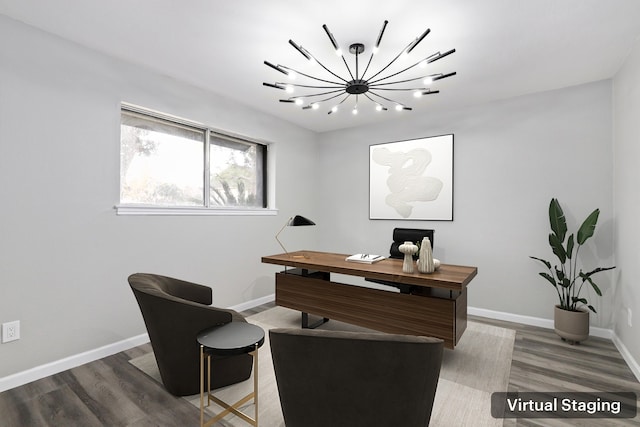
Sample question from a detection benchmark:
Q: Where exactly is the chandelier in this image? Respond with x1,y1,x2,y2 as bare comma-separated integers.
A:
263,21,456,115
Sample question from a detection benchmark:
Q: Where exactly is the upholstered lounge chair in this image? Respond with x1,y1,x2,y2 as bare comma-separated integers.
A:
269,328,444,427
128,273,253,396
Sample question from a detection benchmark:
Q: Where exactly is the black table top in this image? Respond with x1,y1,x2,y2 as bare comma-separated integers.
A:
197,322,265,356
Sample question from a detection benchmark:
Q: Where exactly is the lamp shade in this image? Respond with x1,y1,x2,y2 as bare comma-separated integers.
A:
276,215,316,255
289,215,315,227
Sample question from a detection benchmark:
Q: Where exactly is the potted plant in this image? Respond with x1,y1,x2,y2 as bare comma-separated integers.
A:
530,198,615,344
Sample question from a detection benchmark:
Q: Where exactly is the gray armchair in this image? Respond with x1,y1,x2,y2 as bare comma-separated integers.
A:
269,328,444,427
128,273,253,396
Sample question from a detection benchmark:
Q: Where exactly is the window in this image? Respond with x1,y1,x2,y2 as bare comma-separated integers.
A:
118,105,268,214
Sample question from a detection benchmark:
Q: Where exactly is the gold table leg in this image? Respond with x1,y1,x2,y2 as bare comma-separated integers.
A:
200,344,259,427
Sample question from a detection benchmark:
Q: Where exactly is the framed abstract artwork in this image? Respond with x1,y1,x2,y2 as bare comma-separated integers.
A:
369,134,453,221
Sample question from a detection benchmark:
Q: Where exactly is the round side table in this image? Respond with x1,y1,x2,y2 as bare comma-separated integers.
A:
197,322,265,427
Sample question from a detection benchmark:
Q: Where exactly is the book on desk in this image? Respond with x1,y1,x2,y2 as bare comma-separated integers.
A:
345,254,386,264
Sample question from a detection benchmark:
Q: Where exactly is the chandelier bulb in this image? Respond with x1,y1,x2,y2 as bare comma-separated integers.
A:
414,91,422,98
372,46,379,55
331,106,338,113
376,104,383,111
395,104,404,111
312,103,319,110
352,107,358,115
335,48,343,56
288,71,297,80
295,98,303,106
423,76,434,85
285,85,294,94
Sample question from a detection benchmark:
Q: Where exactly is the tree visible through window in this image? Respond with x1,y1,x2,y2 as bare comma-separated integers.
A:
120,107,267,209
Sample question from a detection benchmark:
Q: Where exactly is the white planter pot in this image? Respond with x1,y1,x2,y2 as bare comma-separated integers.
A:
554,305,589,344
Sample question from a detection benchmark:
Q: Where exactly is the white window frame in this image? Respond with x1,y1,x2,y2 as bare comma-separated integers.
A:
115,103,277,216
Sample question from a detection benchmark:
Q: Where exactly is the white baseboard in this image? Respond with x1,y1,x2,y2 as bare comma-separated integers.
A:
469,305,640,381
228,293,275,312
612,334,640,382
468,306,613,339
0,294,276,393
3,297,637,393
0,333,149,393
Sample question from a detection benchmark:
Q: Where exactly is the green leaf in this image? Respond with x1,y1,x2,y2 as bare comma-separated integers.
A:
566,234,574,259
588,305,597,313
530,256,552,270
549,198,567,241
583,276,603,296
581,266,616,279
549,233,567,264
577,209,599,245
538,272,557,287
561,277,571,288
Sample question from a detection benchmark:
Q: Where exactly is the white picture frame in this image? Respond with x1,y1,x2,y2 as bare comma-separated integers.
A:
369,134,454,221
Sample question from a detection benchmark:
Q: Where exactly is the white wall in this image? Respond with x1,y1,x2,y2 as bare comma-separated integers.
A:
0,16,318,378
316,81,616,326
613,37,640,367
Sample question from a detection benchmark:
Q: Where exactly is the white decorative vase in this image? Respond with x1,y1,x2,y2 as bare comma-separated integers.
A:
417,237,435,273
398,241,419,273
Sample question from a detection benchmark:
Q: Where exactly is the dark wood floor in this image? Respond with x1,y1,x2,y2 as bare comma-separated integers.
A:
1,302,638,426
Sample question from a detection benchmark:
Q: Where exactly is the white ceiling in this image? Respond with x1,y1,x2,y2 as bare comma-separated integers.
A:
2,0,640,133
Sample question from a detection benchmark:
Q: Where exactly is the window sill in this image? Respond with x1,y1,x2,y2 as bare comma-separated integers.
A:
115,205,278,216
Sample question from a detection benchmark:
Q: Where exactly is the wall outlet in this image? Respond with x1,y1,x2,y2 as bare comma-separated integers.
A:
2,321,20,343
628,308,633,328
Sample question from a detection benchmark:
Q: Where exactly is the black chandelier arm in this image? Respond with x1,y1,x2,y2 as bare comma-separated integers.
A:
288,40,350,83
368,71,456,88
323,24,357,81
406,28,431,54
368,49,455,86
363,92,388,109
368,58,429,85
291,89,347,100
360,20,389,81
308,51,351,83
303,91,349,110
303,91,349,106
363,38,416,82
276,82,345,90
372,87,432,91
428,48,456,64
276,65,344,86
369,54,456,85
327,94,352,114
367,90,404,105
369,75,427,87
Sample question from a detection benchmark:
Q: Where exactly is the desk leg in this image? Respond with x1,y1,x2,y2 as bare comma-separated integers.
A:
301,312,329,329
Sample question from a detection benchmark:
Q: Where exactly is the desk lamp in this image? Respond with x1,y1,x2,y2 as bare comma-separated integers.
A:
275,215,315,257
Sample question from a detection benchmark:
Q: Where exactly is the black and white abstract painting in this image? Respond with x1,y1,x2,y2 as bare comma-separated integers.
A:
369,134,453,221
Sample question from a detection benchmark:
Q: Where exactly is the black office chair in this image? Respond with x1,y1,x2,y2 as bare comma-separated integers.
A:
368,228,434,293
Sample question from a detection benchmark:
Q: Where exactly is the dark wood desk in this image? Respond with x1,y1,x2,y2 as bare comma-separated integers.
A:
261,251,477,349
